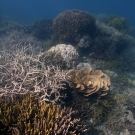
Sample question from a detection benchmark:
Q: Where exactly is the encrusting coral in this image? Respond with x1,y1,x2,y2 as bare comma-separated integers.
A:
0,94,87,135
66,67,111,97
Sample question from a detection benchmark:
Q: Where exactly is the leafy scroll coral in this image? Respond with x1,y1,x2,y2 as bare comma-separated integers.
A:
66,67,111,97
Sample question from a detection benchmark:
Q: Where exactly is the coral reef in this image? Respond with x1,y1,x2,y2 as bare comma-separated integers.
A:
107,16,130,34
128,26,135,38
77,35,92,49
88,20,135,72
64,89,130,135
95,93,132,135
104,69,118,79
40,44,79,69
92,20,127,59
0,21,26,36
0,29,45,50
0,44,67,103
0,94,87,135
53,9,96,44
120,129,131,135
1,10,135,135
66,67,111,97
123,87,135,105
52,10,135,72
96,14,130,34
30,19,53,40
77,35,93,54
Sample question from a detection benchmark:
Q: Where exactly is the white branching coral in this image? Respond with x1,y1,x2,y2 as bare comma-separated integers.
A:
0,44,67,103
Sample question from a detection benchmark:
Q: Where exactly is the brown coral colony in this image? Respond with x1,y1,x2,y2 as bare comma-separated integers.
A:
66,67,111,97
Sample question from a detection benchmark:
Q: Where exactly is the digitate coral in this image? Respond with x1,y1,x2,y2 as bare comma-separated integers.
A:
40,44,79,69
66,67,111,97
0,94,87,135
53,9,96,44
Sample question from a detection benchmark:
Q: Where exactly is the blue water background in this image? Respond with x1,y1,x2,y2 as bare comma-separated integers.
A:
0,0,135,25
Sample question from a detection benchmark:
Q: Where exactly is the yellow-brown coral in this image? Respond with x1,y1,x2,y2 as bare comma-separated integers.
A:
0,94,87,135
66,67,111,97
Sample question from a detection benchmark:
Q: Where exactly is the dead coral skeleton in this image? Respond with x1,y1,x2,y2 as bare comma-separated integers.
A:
0,44,67,103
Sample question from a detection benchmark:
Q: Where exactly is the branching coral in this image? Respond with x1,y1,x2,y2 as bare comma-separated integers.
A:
66,67,111,97
0,44,67,103
0,94,87,135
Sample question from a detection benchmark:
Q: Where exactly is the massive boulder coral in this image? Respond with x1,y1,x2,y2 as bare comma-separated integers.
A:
91,20,127,59
40,44,79,68
53,9,96,44
66,67,111,97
